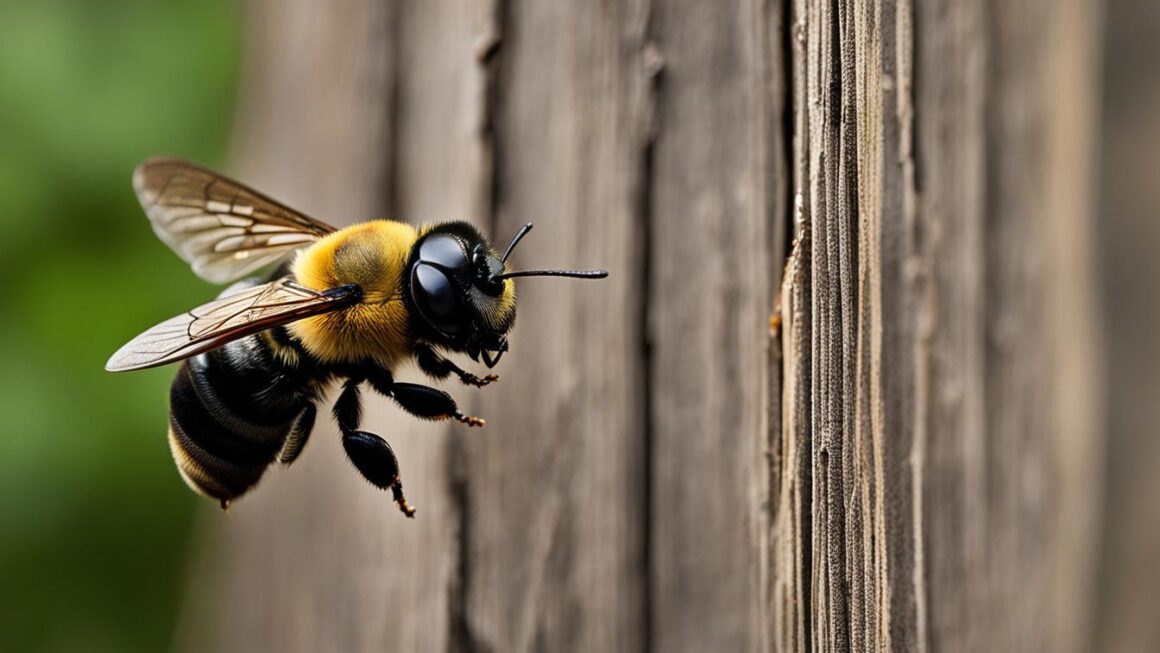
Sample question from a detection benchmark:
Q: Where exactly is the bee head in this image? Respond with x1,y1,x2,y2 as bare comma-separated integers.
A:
405,221,607,368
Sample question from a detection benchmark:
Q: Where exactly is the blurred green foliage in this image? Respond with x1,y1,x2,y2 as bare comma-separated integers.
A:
0,1,239,650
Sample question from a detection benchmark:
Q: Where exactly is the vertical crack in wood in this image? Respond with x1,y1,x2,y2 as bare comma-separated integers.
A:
448,430,486,653
893,2,924,651
446,2,509,652
636,5,658,653
480,0,509,238
638,151,658,647
380,0,404,219
775,0,815,650
760,0,793,648
774,196,813,653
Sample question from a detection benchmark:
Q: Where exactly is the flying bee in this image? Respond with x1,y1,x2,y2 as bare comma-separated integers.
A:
106,157,607,517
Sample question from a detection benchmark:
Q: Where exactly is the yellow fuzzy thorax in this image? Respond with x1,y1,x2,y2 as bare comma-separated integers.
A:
289,220,418,368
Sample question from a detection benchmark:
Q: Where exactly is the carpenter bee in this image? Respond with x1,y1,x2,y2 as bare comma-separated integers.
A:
106,157,606,517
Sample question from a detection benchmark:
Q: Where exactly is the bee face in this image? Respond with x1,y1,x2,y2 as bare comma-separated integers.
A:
407,223,516,367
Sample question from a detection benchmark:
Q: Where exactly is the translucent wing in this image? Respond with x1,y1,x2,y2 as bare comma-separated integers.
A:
134,157,338,283
106,277,359,372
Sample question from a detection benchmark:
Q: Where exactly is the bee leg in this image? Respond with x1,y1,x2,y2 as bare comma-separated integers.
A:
334,378,416,517
342,430,415,518
277,403,316,466
415,344,498,387
391,382,486,427
365,369,485,427
332,377,364,434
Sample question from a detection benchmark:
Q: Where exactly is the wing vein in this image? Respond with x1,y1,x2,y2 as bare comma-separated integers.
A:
132,157,337,283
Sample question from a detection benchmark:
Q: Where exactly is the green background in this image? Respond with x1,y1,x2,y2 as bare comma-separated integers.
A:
0,1,239,650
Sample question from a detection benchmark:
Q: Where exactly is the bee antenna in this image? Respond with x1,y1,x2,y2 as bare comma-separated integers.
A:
494,223,608,282
501,223,535,263
494,268,609,281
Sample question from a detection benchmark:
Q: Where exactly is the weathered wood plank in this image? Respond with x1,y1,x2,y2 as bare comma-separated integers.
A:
773,216,814,653
647,0,785,651
177,1,1110,651
770,0,817,649
914,2,1103,651
1094,2,1160,651
460,2,653,650
779,0,1103,651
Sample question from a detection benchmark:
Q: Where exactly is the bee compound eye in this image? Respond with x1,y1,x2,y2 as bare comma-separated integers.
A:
418,235,469,273
412,263,463,334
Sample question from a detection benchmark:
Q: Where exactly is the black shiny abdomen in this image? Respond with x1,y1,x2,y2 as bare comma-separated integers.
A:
168,328,319,503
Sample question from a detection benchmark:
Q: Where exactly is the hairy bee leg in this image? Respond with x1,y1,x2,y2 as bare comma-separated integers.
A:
415,345,498,387
278,403,317,465
386,382,486,427
364,368,485,427
333,377,364,433
333,378,415,517
341,430,415,518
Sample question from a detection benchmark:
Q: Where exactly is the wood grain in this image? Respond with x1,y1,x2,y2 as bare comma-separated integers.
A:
459,1,652,651
177,0,1115,651
1094,2,1160,651
648,1,785,651
775,0,1104,651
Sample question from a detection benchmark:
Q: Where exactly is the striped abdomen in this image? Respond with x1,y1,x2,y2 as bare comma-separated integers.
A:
168,328,317,507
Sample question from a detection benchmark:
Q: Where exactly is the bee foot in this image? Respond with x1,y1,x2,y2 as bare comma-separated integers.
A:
460,372,499,387
454,412,486,428
390,480,416,518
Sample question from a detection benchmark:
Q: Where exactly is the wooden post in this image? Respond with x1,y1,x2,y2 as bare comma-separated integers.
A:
176,1,1108,651
775,0,1103,651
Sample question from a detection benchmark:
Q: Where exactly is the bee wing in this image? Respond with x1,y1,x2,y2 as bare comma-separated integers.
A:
134,157,338,284
106,277,359,372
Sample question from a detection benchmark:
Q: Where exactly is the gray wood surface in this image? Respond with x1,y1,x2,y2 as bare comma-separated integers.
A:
460,2,651,651
775,0,1104,651
1095,3,1160,652
175,1,1125,651
648,1,785,651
